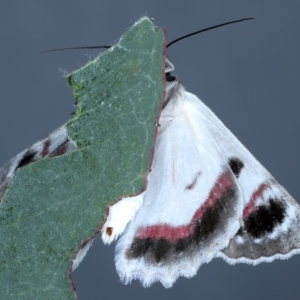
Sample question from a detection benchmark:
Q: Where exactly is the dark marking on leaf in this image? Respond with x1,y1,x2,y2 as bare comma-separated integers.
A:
228,158,244,178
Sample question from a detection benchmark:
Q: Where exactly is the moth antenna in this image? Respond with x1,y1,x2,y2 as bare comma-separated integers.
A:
41,18,253,53
40,45,110,54
167,17,254,48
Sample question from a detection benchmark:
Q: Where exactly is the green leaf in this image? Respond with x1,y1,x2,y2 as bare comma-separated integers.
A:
0,17,164,299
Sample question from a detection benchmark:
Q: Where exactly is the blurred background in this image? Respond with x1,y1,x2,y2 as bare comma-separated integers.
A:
1,1,300,299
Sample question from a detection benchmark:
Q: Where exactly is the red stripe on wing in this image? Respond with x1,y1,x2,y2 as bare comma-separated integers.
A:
243,183,267,218
136,171,233,242
41,140,50,157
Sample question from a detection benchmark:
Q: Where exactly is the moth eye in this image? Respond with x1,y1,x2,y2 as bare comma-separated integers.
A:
106,227,113,236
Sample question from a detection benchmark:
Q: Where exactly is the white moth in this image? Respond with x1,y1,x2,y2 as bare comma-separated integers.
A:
1,20,299,289
101,58,300,287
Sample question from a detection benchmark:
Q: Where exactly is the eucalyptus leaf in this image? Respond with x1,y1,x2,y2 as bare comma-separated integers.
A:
0,17,164,299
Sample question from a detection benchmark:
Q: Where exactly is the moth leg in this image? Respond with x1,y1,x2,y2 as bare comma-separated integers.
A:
72,239,94,271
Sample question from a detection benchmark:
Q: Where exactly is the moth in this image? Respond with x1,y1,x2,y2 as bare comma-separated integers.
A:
1,19,299,289
101,57,300,287
100,21,300,287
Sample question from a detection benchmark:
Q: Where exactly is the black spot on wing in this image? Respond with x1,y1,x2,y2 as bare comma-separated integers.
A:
129,238,152,259
154,239,170,263
185,172,201,190
228,158,244,178
235,227,245,236
17,150,37,168
193,201,221,243
193,188,236,242
244,199,286,239
174,237,191,253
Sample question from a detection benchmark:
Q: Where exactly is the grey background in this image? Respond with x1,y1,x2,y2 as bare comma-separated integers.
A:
1,1,300,299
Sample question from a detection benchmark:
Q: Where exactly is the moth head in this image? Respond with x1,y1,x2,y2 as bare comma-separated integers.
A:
162,18,254,107
163,57,180,107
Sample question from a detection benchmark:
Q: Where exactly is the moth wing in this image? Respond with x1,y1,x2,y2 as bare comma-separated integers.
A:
110,90,244,287
219,183,300,265
191,92,300,264
0,126,75,201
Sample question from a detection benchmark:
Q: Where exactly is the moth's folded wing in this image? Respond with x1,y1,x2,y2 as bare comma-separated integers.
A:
0,126,76,201
189,91,300,264
219,180,300,264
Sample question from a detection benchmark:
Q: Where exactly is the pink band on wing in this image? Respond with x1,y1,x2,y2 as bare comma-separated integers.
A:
243,183,267,218
136,171,233,242
41,140,50,157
